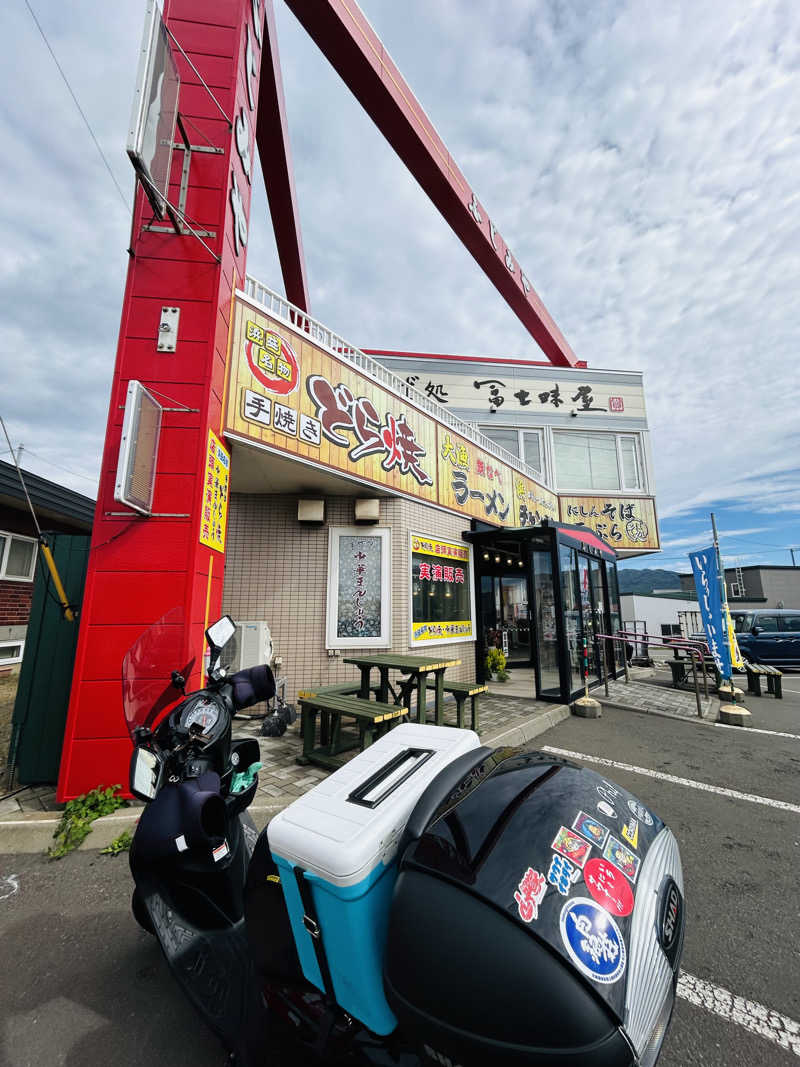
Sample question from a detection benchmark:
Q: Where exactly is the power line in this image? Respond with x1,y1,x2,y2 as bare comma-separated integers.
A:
23,0,131,214
0,445,97,486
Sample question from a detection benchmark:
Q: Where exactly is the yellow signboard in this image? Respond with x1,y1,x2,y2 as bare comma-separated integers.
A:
227,304,437,504
558,496,659,551
199,429,230,552
437,429,514,525
226,296,657,550
512,473,559,527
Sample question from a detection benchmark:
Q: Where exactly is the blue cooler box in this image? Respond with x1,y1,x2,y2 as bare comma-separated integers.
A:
268,723,481,1034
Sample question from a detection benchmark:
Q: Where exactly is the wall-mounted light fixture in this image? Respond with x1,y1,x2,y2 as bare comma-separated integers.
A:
297,499,324,524
354,498,380,524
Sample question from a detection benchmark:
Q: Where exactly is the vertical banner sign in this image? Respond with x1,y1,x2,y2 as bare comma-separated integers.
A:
689,548,731,678
337,535,382,638
199,430,230,552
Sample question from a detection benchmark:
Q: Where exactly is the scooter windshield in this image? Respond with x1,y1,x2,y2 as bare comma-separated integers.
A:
122,606,193,738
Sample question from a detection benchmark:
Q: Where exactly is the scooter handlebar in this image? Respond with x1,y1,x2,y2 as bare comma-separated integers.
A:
229,664,276,711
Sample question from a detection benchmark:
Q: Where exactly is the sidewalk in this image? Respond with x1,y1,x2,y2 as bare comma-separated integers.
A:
586,659,719,721
0,693,569,853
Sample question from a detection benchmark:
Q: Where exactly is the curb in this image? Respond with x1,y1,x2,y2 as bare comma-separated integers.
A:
0,709,570,854
481,704,571,748
0,802,288,855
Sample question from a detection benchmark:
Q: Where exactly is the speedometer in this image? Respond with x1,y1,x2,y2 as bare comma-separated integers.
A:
183,699,220,732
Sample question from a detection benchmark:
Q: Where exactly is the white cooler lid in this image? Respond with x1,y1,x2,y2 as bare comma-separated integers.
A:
268,723,481,887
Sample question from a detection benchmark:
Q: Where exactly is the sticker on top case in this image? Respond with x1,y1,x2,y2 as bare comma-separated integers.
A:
597,800,617,819
583,857,634,917
572,811,610,849
628,799,654,826
514,867,547,922
552,826,592,869
548,853,580,895
603,835,640,883
600,779,622,797
560,897,627,984
621,817,639,850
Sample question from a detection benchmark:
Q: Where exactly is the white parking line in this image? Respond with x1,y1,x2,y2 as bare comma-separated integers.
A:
541,746,800,814
712,721,800,741
678,971,800,1057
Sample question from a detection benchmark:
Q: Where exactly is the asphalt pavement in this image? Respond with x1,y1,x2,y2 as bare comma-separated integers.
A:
1,681,798,1066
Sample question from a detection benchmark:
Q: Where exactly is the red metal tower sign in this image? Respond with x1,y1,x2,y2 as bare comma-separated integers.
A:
58,0,264,798
58,0,578,799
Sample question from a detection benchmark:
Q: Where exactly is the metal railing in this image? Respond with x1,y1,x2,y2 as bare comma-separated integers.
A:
617,629,709,698
601,631,706,716
242,275,550,487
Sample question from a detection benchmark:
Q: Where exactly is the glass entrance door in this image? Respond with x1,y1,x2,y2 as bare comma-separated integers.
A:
479,574,532,668
500,576,531,666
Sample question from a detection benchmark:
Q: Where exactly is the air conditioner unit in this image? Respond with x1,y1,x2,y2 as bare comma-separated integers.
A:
220,620,273,672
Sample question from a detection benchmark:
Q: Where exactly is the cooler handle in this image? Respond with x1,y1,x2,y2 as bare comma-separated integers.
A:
347,748,434,808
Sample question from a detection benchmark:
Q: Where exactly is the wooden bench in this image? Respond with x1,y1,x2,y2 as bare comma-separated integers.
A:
426,679,487,731
296,691,408,770
667,656,720,690
742,660,783,699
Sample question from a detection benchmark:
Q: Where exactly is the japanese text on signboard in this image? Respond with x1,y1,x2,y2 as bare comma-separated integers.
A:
199,430,230,553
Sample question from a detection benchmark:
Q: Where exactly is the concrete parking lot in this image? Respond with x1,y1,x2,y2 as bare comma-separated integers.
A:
0,678,798,1066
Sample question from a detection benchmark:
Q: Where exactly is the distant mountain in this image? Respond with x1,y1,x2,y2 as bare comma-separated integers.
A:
618,568,682,594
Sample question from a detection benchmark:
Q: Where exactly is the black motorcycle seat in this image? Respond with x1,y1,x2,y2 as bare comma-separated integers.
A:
244,826,305,986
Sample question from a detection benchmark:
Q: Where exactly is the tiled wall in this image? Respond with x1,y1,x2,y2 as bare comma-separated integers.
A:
222,494,477,701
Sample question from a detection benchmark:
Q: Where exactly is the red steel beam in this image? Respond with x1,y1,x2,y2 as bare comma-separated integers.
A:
256,0,310,311
279,0,578,367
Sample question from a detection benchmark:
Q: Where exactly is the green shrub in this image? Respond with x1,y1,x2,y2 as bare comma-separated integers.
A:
48,786,126,860
101,829,133,855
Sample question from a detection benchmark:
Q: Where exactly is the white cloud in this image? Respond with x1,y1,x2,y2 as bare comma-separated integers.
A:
0,0,797,523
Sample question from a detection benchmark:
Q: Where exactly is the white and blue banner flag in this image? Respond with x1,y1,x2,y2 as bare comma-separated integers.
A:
689,547,731,678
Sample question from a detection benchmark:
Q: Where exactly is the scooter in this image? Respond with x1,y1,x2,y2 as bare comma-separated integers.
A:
126,612,685,1067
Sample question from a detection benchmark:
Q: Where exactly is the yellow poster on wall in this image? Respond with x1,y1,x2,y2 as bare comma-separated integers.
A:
199,429,230,552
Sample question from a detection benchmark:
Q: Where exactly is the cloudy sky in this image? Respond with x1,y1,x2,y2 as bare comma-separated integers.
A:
1,0,798,572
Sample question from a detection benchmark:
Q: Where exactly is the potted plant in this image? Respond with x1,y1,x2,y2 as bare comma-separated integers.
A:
485,646,509,681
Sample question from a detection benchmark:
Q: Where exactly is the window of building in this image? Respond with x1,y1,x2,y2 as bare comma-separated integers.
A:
0,641,24,665
618,436,643,491
522,430,544,477
553,432,644,492
0,532,37,581
478,427,545,479
660,623,681,637
479,427,519,457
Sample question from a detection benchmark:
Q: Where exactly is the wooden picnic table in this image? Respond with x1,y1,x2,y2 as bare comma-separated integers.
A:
342,652,461,726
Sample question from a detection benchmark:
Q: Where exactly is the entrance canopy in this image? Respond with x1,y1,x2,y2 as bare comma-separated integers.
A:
465,520,622,704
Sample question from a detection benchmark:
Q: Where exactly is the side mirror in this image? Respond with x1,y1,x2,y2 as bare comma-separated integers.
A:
129,745,164,801
751,626,762,635
206,615,236,653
